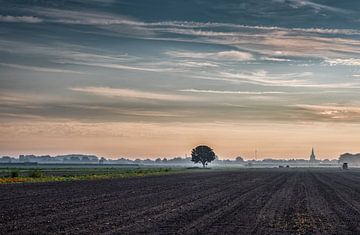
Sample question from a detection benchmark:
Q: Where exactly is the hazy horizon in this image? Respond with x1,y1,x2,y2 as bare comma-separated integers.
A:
1,0,360,159
0,146,347,161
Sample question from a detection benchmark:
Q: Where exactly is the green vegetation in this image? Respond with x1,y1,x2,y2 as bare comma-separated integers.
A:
0,167,177,184
10,169,20,178
29,169,43,178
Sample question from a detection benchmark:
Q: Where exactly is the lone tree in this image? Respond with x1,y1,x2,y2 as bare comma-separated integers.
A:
191,145,216,168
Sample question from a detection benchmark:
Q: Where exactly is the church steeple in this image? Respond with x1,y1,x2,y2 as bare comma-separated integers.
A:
310,148,316,162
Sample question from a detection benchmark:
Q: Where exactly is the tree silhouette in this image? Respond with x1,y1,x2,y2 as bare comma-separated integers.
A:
191,145,216,168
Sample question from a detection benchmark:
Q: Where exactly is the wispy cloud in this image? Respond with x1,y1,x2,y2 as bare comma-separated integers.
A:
177,61,218,68
297,104,360,121
190,70,360,89
0,63,84,74
179,89,286,95
68,62,173,72
261,57,292,62
219,70,312,87
273,0,349,13
0,40,174,72
157,26,360,61
166,50,254,61
325,58,360,66
0,40,132,65
14,8,360,35
0,15,42,23
70,87,196,101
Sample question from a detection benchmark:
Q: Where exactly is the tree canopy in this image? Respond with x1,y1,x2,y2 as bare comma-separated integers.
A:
191,145,216,168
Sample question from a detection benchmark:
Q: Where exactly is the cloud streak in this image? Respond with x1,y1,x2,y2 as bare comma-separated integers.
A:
166,50,254,61
0,15,42,23
297,104,360,121
326,58,360,66
0,63,84,74
70,87,196,101
275,0,350,13
68,62,173,72
179,89,286,95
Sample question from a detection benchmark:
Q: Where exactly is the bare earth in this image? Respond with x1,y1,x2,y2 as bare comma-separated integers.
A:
1,169,360,234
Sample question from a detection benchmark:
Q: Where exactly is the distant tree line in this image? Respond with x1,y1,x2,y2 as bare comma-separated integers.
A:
0,154,244,165
0,154,99,164
339,153,360,165
0,152,353,165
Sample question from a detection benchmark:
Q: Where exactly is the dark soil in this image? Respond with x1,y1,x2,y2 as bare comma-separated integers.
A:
1,168,360,234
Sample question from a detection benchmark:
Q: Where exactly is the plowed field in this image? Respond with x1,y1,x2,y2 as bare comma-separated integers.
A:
1,169,360,234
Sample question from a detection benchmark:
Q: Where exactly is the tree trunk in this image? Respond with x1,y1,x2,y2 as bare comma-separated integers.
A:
202,162,206,168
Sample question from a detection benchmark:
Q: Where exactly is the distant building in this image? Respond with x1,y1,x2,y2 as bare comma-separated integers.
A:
309,148,316,162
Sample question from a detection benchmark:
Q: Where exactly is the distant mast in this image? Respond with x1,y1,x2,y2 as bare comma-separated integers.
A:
309,148,316,162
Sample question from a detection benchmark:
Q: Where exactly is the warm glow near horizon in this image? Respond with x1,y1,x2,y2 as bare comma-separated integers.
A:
1,1,360,159
1,121,359,160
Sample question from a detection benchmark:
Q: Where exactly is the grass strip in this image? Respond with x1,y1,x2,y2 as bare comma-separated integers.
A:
0,168,178,184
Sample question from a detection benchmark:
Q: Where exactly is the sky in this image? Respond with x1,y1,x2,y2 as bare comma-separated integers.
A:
1,0,360,160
